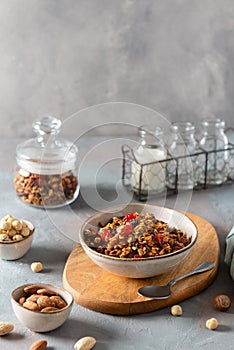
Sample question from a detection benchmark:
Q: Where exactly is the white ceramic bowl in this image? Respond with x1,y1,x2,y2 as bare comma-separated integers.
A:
79,203,198,278
11,283,74,332
0,220,34,260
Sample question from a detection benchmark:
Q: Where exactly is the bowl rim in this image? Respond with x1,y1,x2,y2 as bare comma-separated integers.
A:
79,203,198,262
11,283,74,314
0,220,34,245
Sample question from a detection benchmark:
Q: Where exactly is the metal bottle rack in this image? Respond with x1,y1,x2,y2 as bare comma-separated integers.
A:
121,128,234,201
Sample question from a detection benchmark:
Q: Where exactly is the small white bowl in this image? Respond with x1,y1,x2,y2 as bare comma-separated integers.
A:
0,220,34,260
79,203,198,278
11,283,74,332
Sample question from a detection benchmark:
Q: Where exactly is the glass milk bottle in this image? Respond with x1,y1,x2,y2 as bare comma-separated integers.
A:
131,125,167,196
14,116,79,208
198,118,229,185
167,122,197,190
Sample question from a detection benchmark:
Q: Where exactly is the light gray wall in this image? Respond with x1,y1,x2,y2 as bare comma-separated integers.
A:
0,0,234,138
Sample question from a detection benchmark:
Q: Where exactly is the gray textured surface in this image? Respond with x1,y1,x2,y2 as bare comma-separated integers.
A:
0,0,234,136
0,137,234,349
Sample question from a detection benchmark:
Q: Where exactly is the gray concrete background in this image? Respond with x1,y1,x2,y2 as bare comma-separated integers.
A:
0,0,234,138
0,137,234,350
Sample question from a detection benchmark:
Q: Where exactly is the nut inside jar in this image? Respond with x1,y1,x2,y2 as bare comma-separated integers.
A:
83,212,192,259
14,169,78,207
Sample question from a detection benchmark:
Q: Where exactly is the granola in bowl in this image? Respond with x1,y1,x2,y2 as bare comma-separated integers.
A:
80,204,197,278
84,212,191,259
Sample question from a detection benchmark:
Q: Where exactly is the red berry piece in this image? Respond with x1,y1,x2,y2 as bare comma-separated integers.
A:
122,224,133,236
123,213,137,222
154,233,164,245
101,230,113,242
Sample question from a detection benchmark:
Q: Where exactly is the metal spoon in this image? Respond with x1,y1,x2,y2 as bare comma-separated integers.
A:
138,261,215,299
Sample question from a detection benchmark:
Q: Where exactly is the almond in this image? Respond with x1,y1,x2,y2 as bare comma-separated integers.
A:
37,296,52,310
27,294,40,303
50,295,67,309
24,284,40,294
0,322,14,336
74,336,96,350
18,296,26,305
30,339,47,350
37,288,55,296
41,306,60,313
23,300,39,311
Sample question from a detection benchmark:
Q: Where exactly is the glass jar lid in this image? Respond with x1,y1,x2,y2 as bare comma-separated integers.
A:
16,116,78,174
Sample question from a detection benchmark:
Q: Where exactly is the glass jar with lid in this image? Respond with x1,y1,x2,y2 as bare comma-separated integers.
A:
198,118,229,185
166,121,197,190
131,125,167,197
14,116,79,208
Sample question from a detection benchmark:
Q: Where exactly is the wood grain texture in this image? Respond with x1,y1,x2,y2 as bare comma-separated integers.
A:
63,212,220,315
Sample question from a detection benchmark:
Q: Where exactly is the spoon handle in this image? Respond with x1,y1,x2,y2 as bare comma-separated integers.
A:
169,261,215,287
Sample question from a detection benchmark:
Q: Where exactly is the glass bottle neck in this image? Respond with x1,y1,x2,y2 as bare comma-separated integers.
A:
171,122,195,141
138,125,164,149
202,119,225,136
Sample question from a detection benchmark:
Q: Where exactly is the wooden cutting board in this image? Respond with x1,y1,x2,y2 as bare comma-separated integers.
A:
63,212,219,315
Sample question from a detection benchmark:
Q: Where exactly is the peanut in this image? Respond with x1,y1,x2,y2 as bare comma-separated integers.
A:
0,322,14,336
74,336,96,350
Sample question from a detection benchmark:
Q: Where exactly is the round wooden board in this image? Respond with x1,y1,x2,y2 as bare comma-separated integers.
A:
63,212,220,315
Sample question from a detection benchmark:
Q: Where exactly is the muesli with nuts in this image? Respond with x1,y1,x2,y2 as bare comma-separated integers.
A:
84,212,191,259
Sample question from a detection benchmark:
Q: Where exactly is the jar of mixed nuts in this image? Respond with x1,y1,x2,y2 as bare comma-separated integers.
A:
14,116,79,208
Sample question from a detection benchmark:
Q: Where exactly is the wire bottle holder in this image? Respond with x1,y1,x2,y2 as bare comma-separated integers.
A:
122,128,234,201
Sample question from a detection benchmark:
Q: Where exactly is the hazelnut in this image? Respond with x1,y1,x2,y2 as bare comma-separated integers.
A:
214,294,231,311
31,262,43,273
170,304,183,316
206,317,218,330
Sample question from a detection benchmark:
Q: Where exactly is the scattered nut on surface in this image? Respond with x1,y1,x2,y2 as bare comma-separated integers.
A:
214,294,231,311
31,262,43,273
0,322,14,336
206,317,218,330
171,305,183,316
29,339,47,350
0,215,33,242
74,336,96,350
